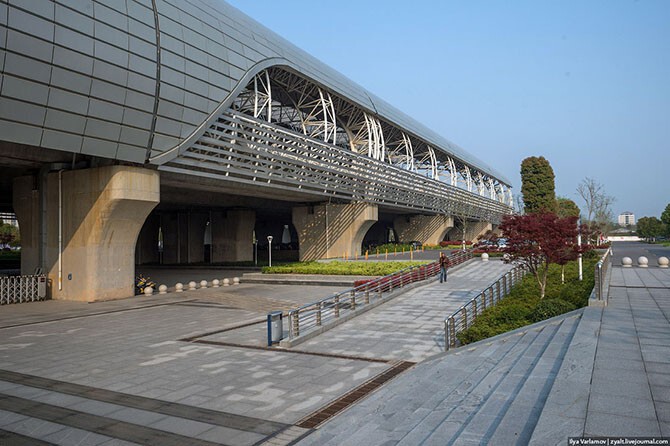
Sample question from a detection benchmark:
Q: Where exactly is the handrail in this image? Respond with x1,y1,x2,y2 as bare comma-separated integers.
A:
443,263,527,351
595,248,612,301
283,250,473,341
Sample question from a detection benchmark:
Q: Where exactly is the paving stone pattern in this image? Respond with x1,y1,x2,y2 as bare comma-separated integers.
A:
3,246,665,445
296,252,670,445
288,260,514,362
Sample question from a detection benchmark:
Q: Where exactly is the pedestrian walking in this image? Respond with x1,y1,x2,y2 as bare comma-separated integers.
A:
439,252,450,283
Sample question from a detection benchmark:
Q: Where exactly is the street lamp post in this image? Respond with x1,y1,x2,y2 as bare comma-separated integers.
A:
267,235,273,267
577,219,583,281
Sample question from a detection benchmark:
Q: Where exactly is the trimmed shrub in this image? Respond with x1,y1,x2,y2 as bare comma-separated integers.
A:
456,258,597,345
528,299,576,322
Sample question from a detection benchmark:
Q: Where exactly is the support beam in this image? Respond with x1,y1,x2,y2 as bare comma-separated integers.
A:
14,166,160,302
293,203,378,261
393,215,454,246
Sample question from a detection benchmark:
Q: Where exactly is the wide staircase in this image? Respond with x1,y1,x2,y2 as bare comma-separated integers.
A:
299,308,592,445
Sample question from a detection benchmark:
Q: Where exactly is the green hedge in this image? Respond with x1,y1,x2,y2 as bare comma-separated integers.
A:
457,258,596,345
262,260,429,276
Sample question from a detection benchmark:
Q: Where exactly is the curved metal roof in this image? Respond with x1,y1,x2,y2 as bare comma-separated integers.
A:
0,0,510,185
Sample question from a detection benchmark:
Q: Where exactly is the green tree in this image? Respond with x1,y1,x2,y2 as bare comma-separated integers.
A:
0,220,19,248
661,204,670,236
636,216,665,241
556,197,580,218
520,156,556,214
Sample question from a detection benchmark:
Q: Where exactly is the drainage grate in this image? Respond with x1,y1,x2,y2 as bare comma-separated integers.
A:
296,360,415,429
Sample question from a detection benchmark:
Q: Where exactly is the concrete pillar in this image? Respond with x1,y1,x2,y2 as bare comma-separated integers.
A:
211,209,255,262
186,211,208,264
12,176,41,275
161,212,179,264
465,221,493,242
135,213,160,264
394,214,453,245
40,166,159,301
293,202,378,261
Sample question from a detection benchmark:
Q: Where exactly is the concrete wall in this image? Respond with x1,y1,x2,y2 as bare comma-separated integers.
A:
293,203,378,261
394,215,453,245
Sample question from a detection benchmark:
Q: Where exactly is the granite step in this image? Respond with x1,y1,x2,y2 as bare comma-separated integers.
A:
529,306,603,444
422,321,563,444
487,314,580,444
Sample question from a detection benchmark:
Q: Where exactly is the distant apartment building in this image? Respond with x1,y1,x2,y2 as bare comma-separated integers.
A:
618,211,636,226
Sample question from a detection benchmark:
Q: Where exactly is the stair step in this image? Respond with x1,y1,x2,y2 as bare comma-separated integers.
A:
451,322,562,443
529,307,603,444
396,325,547,445
488,314,581,444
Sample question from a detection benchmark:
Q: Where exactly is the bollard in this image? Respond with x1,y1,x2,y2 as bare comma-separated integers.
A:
637,256,649,268
188,281,197,291
158,284,168,294
200,280,208,289
223,278,230,286
233,277,240,285
212,279,220,288
659,257,669,268
175,283,183,292
143,286,154,296
621,257,633,268
481,253,489,262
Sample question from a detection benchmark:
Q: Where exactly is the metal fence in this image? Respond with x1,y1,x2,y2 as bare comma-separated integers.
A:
444,264,527,351
0,275,48,305
284,250,473,341
594,248,612,301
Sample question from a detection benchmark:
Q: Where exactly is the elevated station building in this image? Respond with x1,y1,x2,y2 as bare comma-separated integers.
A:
0,0,512,301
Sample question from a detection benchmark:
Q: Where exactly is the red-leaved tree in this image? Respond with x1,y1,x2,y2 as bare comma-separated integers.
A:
500,213,579,298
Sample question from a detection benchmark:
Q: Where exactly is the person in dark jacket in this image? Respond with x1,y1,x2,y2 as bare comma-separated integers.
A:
439,252,450,283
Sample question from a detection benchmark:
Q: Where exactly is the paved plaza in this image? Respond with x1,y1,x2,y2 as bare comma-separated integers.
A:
0,259,508,445
0,244,668,444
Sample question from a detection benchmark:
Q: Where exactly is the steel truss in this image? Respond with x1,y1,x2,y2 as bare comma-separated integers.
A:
227,68,511,206
162,111,511,223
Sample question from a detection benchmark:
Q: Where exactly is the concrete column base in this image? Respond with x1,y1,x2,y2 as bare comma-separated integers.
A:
25,166,160,302
293,203,378,261
393,214,453,245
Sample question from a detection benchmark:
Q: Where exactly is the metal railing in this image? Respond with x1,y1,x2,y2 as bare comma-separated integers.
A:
0,274,48,305
595,248,612,301
284,250,473,341
163,110,512,223
444,264,527,351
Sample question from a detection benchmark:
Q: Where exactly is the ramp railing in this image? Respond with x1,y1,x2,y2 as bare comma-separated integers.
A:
444,264,527,351
283,250,473,341
594,248,612,301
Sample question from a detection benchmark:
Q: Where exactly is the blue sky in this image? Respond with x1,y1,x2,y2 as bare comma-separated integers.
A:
226,0,669,220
